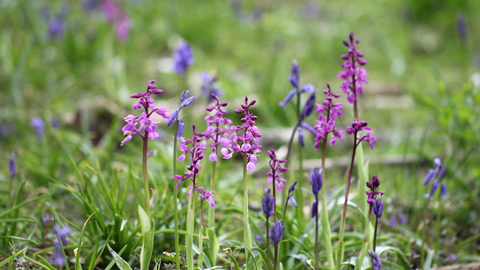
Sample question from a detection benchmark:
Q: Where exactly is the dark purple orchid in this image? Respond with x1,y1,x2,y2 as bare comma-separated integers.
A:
366,175,384,211
203,94,232,162
314,83,344,149
173,125,206,188
346,119,377,150
187,186,216,207
121,80,169,146
267,148,289,192
222,96,262,171
337,32,369,104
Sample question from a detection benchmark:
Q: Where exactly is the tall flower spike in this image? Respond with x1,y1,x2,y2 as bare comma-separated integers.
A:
267,148,289,192
262,188,275,219
203,94,232,162
279,60,315,107
337,32,369,104
314,83,344,149
172,41,194,76
121,80,169,146
173,125,206,188
423,158,447,199
224,96,262,171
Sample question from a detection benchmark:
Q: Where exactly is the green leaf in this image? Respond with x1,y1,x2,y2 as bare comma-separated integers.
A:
206,227,219,266
107,244,133,270
138,205,154,270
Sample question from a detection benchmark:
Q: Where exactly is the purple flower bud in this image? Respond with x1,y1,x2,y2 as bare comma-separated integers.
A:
311,200,317,218
177,119,184,140
431,182,439,196
309,167,322,196
301,84,315,93
424,169,434,186
441,183,447,199
373,196,383,220
289,196,297,207
181,96,195,108
289,60,300,88
298,128,305,148
439,166,446,180
167,110,179,127
299,92,316,122
9,151,16,181
270,220,285,248
181,90,189,102
288,181,297,194
279,89,296,107
368,250,382,270
262,188,275,219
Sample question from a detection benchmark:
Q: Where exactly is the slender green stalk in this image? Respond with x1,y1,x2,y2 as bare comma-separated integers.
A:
198,200,204,267
273,245,279,270
335,132,358,270
321,127,335,269
186,175,197,270
314,193,319,270
266,220,272,270
435,191,442,252
208,130,219,229
243,155,253,266
142,135,151,218
173,118,181,270
373,219,379,251
296,139,305,223
354,208,372,270
420,194,432,268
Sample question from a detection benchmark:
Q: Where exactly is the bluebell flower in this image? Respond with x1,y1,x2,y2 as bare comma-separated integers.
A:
373,196,383,220
9,151,15,181
51,240,65,265
262,188,275,219
424,158,447,200
270,220,285,248
168,90,194,140
309,167,322,197
368,250,382,270
172,41,194,76
53,225,72,246
287,181,297,208
31,117,45,140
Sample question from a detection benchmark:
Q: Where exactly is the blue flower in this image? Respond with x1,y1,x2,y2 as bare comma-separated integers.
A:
368,250,382,270
262,188,275,219
172,41,194,76
270,220,285,248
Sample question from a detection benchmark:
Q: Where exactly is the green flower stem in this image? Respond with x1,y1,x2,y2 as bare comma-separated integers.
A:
243,154,253,265
273,245,279,270
296,139,305,224
335,132,358,270
198,200,204,267
373,219,379,251
420,193,433,268
208,130,219,229
142,134,151,218
173,119,181,270
354,208,372,270
434,190,442,255
321,127,335,269
266,219,272,270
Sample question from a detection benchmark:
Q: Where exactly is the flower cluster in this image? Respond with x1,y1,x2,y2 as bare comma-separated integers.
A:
187,186,216,208
121,80,169,146
267,148,289,191
424,158,447,199
309,168,322,218
366,175,384,210
368,250,382,270
346,119,377,150
222,96,262,171
337,32,369,103
173,125,206,188
203,94,232,162
262,188,275,219
270,220,285,248
201,72,223,102
172,41,194,76
101,0,131,42
313,83,344,149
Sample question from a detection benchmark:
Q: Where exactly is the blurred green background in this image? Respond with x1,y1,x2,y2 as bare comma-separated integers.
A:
1,0,480,265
